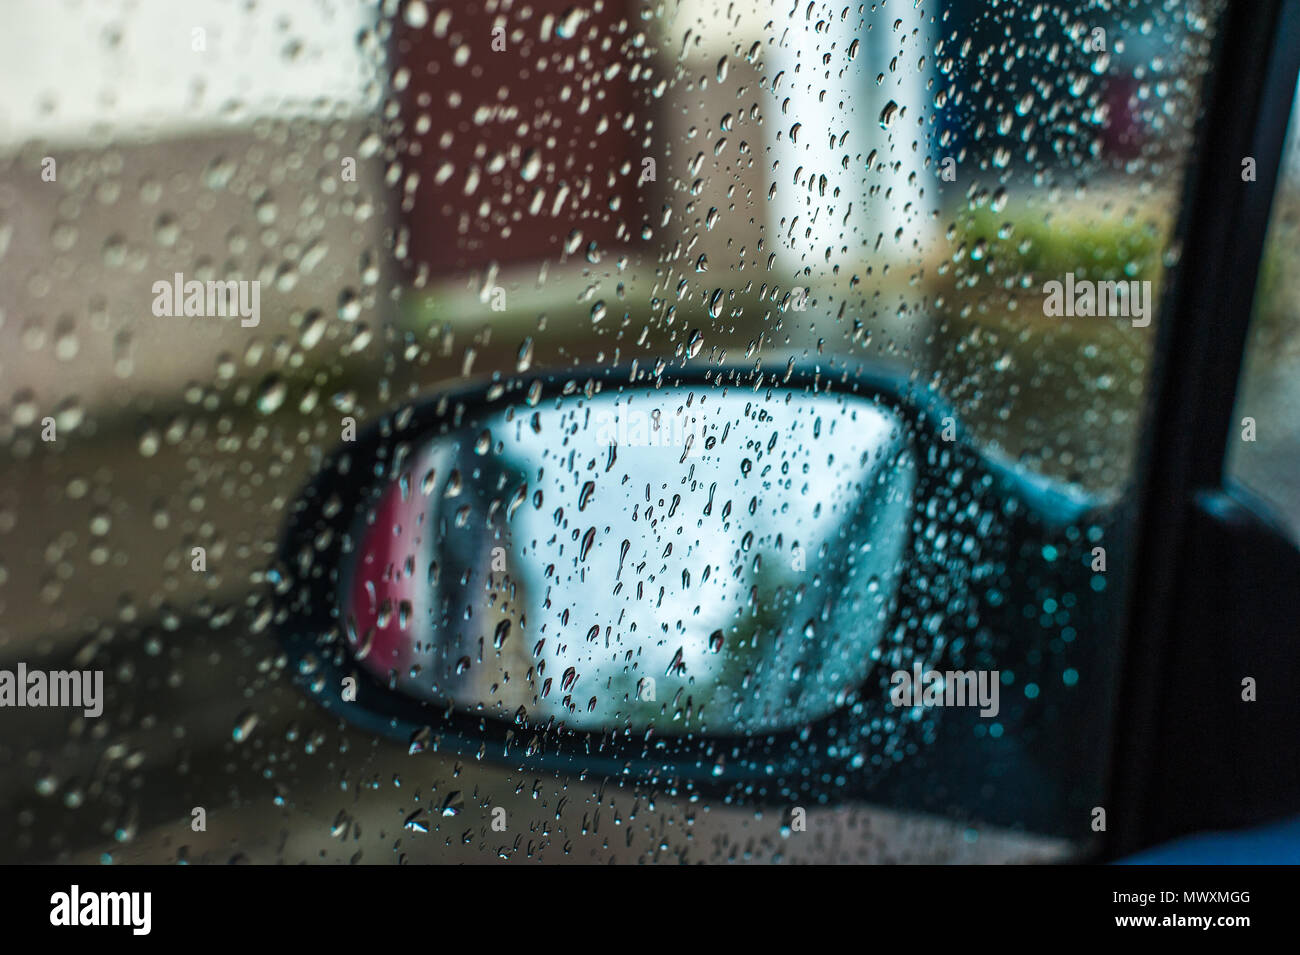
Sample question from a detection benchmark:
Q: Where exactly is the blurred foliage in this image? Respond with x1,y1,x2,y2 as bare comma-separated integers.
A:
951,205,1163,287
1252,194,1300,341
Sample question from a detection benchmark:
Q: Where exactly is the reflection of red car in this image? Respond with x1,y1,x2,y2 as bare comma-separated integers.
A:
391,0,648,278
346,474,427,680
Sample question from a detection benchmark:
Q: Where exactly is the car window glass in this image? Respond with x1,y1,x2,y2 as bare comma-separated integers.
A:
0,0,1224,863
1228,75,1300,542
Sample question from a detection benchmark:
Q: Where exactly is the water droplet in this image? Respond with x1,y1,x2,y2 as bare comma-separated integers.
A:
233,710,259,743
556,7,583,39
256,375,286,414
521,149,542,182
404,0,429,29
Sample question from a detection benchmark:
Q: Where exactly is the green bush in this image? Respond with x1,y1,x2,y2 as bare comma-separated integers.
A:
950,206,1162,286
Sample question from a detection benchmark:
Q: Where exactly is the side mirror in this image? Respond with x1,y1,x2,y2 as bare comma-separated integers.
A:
273,365,1110,809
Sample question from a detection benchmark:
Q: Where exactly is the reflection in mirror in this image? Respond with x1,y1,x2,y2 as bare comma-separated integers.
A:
340,386,916,735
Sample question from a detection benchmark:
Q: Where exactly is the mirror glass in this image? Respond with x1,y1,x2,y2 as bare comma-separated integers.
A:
339,385,917,735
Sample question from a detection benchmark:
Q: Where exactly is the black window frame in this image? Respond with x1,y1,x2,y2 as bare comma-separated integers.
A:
1106,0,1300,858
